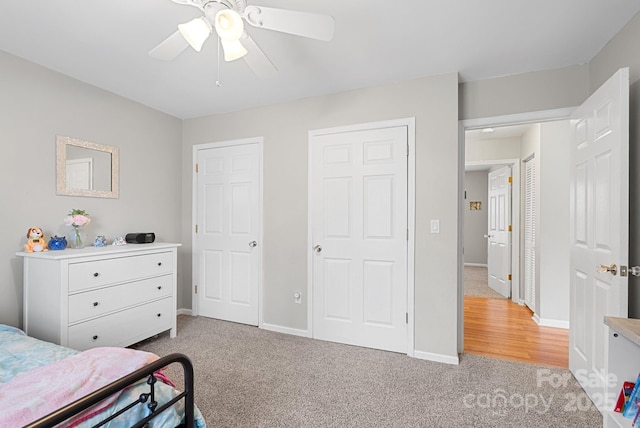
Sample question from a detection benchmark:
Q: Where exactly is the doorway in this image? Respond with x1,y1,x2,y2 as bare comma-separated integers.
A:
464,156,520,303
460,111,573,364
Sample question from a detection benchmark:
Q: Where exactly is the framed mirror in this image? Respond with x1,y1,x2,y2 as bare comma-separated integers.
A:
56,136,119,198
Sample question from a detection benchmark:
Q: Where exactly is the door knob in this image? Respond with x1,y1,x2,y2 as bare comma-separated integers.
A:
249,241,258,248
597,264,617,276
484,234,494,239
313,245,322,254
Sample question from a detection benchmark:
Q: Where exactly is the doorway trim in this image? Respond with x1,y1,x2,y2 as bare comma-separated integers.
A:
191,137,264,327
307,117,416,356
458,107,576,353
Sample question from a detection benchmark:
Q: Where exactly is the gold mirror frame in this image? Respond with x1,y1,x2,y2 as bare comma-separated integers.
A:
56,136,119,198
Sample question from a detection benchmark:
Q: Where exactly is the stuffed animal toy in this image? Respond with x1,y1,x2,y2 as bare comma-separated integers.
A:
24,227,48,252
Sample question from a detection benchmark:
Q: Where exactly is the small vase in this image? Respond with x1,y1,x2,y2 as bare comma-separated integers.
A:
69,227,87,249
94,235,107,247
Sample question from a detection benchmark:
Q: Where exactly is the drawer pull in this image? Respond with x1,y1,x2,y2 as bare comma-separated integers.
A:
157,262,162,267
92,335,99,341
93,272,100,277
93,301,99,307
157,286,162,290
157,313,162,317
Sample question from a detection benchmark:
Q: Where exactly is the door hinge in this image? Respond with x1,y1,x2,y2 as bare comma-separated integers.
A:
406,312,409,324
195,285,198,294
508,274,512,281
508,225,512,232
195,225,198,234
195,163,199,173
508,176,512,183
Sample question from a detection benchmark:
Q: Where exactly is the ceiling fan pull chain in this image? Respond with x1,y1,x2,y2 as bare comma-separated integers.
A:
215,36,222,87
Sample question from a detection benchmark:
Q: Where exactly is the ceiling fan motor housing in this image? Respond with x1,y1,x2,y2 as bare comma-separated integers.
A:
202,0,246,13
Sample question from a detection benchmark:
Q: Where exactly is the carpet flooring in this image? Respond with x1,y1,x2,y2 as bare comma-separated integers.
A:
133,315,602,427
464,266,506,299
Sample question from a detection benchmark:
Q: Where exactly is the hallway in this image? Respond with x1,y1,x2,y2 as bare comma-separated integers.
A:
463,266,569,368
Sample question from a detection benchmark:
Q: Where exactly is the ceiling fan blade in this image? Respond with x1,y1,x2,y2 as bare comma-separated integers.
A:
149,30,190,60
243,6,335,41
241,32,278,79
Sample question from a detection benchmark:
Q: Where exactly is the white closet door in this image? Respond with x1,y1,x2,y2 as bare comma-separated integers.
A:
523,157,536,311
310,125,408,353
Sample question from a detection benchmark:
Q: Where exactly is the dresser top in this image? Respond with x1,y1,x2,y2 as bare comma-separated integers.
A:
605,316,640,347
16,242,181,260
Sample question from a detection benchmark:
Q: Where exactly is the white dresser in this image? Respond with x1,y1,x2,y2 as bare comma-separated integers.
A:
18,243,180,351
604,317,640,427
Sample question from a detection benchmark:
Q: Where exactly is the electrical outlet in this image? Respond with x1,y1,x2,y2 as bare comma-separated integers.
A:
294,292,302,304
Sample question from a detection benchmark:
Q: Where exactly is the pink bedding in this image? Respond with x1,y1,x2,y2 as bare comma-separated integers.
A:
0,347,158,427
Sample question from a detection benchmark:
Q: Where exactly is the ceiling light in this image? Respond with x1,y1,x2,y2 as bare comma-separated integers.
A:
220,39,248,61
481,128,495,134
215,9,248,61
178,17,212,52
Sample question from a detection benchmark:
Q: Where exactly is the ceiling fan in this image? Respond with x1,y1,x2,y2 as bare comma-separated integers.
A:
149,0,335,78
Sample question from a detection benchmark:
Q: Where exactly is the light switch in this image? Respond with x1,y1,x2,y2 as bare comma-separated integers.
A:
430,219,440,234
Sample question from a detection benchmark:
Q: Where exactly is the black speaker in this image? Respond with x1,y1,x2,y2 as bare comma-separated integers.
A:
125,233,156,244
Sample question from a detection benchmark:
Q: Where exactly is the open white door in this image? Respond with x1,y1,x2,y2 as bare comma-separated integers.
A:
569,68,629,406
487,165,511,298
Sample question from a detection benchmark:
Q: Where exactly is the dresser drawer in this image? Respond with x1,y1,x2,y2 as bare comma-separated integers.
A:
68,275,172,324
68,298,173,350
68,251,173,292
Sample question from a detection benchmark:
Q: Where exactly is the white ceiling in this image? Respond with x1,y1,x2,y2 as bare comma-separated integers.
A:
1,1,638,119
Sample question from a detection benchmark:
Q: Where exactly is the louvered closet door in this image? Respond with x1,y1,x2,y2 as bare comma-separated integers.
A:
524,157,536,312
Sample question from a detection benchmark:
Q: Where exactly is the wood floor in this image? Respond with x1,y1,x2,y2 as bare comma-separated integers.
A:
464,296,569,368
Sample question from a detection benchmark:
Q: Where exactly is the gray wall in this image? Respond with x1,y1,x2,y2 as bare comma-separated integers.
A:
0,50,183,328
182,73,461,359
519,122,571,324
537,121,570,323
459,65,590,121
466,136,521,162
463,170,488,265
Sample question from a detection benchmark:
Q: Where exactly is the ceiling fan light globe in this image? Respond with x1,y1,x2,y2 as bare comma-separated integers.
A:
178,17,211,52
215,9,244,41
221,39,248,61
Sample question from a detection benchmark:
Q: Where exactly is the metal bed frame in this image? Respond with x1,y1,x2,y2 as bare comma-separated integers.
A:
25,353,195,428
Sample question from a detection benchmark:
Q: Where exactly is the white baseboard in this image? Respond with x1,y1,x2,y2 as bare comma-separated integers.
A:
177,308,193,316
261,322,310,338
464,263,487,267
413,350,460,365
532,314,569,329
